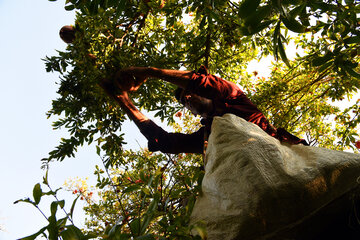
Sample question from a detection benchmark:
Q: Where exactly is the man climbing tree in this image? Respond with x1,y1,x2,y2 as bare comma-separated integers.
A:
15,0,360,239
101,65,308,155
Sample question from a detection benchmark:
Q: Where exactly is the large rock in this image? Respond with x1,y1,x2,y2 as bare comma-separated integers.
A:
190,114,360,239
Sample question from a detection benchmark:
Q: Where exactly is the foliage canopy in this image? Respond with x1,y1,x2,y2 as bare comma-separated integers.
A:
16,0,360,239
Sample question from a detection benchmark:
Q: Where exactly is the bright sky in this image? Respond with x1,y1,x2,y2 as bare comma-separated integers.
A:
0,1,146,239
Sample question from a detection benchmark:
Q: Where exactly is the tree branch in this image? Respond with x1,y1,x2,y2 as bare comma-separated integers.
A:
119,16,140,47
132,12,149,48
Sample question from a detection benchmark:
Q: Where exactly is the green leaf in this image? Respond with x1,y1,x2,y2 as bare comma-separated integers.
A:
238,26,251,36
108,228,131,240
299,6,310,26
58,200,65,209
185,175,192,187
344,65,360,79
209,11,220,22
57,217,68,229
309,2,334,11
96,145,101,155
70,195,80,219
141,187,151,196
252,20,275,34
43,169,49,185
84,232,98,239
135,235,155,240
344,60,358,69
123,184,141,194
99,0,108,10
43,187,62,196
18,226,47,240
344,36,360,44
65,4,75,11
14,198,35,206
289,4,305,17
60,225,85,240
47,215,59,239
311,52,334,66
33,183,42,205
243,5,273,34
140,194,160,234
130,218,141,235
116,0,126,16
281,16,306,33
244,5,272,25
51,201,58,216
271,0,281,10
49,200,65,217
239,0,261,18
140,170,146,182
199,17,206,29
273,21,281,60
169,189,183,198
318,60,334,73
277,37,291,68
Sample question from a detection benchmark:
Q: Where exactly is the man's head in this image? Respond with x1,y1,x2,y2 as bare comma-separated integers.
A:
175,88,213,117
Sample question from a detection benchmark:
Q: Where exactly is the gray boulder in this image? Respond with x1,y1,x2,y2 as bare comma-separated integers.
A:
190,114,360,239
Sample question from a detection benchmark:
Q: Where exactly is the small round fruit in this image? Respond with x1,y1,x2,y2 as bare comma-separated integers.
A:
59,25,76,43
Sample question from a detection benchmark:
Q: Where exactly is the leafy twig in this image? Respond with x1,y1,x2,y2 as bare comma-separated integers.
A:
100,156,135,236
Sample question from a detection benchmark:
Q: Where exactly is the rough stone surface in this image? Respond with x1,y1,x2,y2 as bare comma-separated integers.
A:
190,114,360,240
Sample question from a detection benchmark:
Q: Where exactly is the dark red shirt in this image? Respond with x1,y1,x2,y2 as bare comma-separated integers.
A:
138,67,307,154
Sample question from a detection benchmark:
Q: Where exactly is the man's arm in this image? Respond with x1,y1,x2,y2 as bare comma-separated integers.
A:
116,67,193,90
118,66,240,102
99,81,203,154
99,81,148,126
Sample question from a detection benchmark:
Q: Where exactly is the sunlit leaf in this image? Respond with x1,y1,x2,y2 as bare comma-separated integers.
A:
18,227,47,240
43,169,49,185
60,225,85,240
140,194,160,234
33,183,42,205
344,66,360,79
311,52,334,67
277,36,290,67
123,184,141,194
281,16,306,33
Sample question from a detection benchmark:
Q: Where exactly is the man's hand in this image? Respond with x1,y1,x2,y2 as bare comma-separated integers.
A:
115,67,148,92
99,78,117,96
99,78,130,101
114,66,192,91
116,89,129,102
